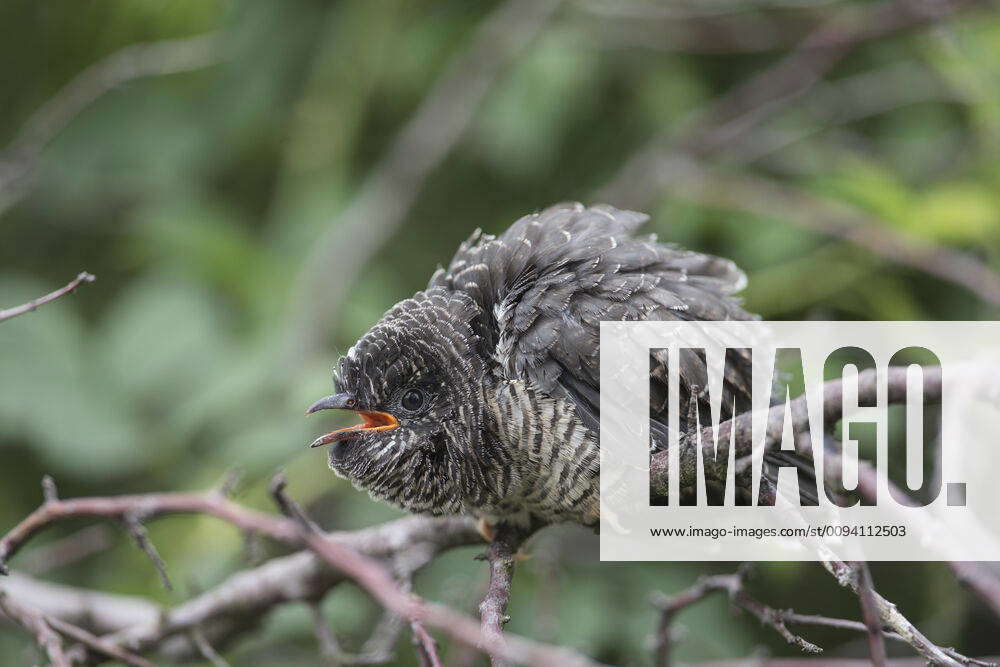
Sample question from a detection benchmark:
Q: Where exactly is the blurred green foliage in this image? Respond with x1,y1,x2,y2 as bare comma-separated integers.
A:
1,0,999,665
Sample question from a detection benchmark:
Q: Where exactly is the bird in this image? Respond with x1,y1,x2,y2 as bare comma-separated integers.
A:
305,202,758,535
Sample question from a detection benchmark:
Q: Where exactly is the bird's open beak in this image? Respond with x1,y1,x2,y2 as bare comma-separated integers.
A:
305,393,399,448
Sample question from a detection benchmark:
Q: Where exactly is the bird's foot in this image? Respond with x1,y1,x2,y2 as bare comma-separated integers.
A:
476,518,494,543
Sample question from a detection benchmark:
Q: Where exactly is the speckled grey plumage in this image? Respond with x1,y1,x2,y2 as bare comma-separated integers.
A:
322,203,756,528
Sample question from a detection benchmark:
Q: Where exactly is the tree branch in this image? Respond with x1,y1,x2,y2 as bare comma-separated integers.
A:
853,561,888,667
478,524,529,667
0,589,71,667
652,567,822,666
819,559,986,666
0,590,72,667
2,514,474,661
0,271,95,324
45,614,155,667
0,481,605,666
651,566,993,667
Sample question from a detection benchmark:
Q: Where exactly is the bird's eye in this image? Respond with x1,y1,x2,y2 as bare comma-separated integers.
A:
401,388,425,413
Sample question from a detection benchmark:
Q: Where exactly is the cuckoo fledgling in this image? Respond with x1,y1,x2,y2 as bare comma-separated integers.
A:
306,203,755,531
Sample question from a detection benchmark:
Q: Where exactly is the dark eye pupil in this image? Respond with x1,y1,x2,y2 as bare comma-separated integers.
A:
402,389,424,411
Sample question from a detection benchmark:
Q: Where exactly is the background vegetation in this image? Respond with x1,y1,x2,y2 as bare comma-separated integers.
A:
2,0,999,664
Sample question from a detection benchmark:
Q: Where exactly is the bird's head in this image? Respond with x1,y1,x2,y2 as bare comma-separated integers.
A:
306,289,497,515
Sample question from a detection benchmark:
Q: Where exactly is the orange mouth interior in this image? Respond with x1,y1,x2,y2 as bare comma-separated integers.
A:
310,411,399,448
338,411,399,433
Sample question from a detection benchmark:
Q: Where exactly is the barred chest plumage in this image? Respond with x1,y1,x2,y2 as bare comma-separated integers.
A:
476,381,600,528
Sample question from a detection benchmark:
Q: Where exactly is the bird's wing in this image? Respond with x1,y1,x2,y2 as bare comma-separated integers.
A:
429,203,754,435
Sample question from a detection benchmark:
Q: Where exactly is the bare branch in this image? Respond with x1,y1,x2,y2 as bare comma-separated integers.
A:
2,515,473,660
0,590,71,667
652,567,822,666
41,476,59,504
0,271,95,324
651,566,992,667
410,619,443,667
109,515,476,658
286,497,604,667
0,482,603,666
269,472,321,534
123,512,173,591
819,559,978,666
311,600,399,665
2,573,160,636
0,489,301,574
853,562,888,667
852,461,1000,625
652,573,731,667
44,615,155,667
286,0,563,365
191,626,230,667
477,525,528,667
649,368,998,667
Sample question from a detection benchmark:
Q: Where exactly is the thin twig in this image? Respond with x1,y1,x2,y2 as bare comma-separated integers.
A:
853,562,888,667
477,525,527,667
650,567,990,667
852,462,1000,626
0,590,71,667
651,567,822,666
44,615,155,667
652,573,732,667
0,272,95,324
820,559,986,666
410,619,444,667
123,512,173,591
310,600,399,665
268,472,321,533
273,488,603,667
191,626,230,667
0,490,301,574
